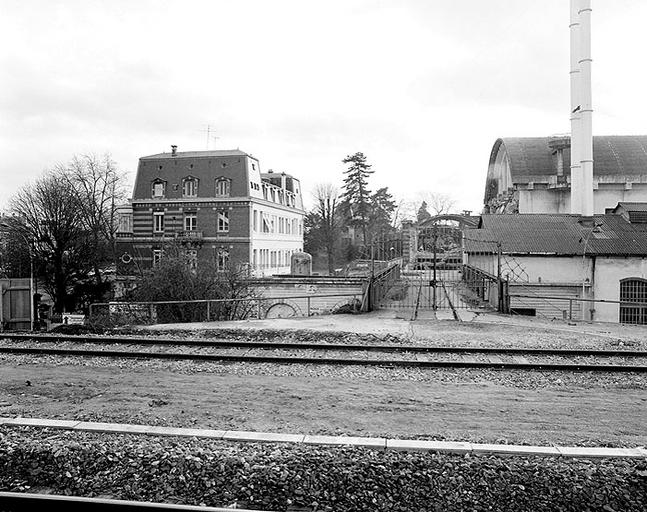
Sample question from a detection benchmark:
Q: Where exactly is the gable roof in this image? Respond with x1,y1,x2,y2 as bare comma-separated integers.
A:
492,135,647,182
465,214,647,256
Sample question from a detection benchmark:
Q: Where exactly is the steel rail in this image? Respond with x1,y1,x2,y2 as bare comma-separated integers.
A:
0,492,268,512
1,332,646,357
1,346,646,372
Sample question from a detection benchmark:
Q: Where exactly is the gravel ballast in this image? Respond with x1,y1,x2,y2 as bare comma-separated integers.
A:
1,428,646,512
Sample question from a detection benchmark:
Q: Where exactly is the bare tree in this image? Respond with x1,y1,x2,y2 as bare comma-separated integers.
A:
6,154,127,312
313,183,340,274
417,192,456,216
10,172,93,312
58,154,126,287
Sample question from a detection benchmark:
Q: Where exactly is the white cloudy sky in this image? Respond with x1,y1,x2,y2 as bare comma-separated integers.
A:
2,0,647,212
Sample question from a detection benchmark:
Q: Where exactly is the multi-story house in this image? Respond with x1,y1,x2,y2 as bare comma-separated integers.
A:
116,146,305,277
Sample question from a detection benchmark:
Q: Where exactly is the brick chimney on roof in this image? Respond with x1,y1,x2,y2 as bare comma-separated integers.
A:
171,145,177,156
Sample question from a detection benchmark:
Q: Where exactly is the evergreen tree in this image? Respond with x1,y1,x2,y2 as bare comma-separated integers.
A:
341,152,373,244
417,201,432,224
369,187,396,238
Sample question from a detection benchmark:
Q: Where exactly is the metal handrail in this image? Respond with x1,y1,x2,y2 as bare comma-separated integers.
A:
508,294,647,306
91,293,360,308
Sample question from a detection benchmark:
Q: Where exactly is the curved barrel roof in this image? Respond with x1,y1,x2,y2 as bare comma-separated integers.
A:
491,135,647,180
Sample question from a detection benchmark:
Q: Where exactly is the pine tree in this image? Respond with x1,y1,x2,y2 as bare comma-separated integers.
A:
341,152,374,244
417,201,432,224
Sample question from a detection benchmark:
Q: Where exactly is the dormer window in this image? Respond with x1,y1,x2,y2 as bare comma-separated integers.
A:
182,177,198,197
152,179,166,198
215,178,231,197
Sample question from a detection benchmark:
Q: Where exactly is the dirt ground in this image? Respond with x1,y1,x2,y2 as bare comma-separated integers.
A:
1,358,645,447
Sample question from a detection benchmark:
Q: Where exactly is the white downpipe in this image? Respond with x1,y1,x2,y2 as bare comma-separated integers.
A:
569,0,582,214
579,0,594,217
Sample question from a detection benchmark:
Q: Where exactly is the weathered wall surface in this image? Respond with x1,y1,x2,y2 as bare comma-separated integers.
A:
0,278,31,330
467,252,647,322
593,257,647,323
252,277,365,317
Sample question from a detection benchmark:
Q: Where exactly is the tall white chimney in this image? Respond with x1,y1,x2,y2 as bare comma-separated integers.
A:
579,0,594,217
569,0,582,214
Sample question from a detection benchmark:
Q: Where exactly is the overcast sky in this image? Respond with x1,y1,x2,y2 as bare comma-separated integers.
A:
2,0,647,213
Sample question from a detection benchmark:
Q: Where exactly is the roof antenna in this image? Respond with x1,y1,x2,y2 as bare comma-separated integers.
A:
199,124,217,149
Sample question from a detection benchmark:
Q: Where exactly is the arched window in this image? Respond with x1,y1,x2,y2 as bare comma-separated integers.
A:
151,179,166,198
215,178,231,197
619,278,647,324
182,177,198,197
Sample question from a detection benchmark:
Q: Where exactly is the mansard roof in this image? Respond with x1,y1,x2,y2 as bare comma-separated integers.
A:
140,149,252,160
491,135,647,182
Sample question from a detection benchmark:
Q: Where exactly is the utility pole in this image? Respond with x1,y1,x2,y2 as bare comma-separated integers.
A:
432,225,438,311
497,242,503,312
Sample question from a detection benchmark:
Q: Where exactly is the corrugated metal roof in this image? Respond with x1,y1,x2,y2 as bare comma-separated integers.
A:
495,135,647,181
140,149,251,160
464,214,647,256
616,202,647,212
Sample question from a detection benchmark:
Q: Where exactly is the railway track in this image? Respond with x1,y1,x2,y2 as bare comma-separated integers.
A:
1,333,646,372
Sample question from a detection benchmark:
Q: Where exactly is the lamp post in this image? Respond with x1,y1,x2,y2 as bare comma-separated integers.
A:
0,222,34,331
580,222,602,321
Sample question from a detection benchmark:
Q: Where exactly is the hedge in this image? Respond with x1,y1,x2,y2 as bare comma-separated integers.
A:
1,429,646,511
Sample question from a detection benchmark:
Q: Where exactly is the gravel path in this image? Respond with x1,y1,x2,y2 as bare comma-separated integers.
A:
1,355,645,447
2,428,646,512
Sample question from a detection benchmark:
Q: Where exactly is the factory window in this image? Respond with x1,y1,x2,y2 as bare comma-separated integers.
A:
184,213,197,231
217,249,229,272
217,210,229,232
215,178,231,197
183,177,198,197
619,278,647,324
153,212,164,233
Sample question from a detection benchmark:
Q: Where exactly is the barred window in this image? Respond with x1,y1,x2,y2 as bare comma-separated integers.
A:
619,278,647,324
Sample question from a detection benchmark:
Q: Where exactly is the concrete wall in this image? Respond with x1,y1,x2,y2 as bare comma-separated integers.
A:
518,183,647,214
467,253,592,284
518,189,571,214
252,277,365,317
468,252,647,322
593,257,647,322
